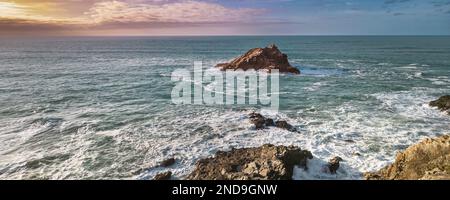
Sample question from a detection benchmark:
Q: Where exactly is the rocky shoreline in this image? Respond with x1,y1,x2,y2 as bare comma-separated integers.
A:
153,95,450,180
364,135,450,180
187,144,312,180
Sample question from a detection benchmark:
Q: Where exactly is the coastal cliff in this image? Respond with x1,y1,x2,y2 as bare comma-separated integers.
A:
365,135,450,180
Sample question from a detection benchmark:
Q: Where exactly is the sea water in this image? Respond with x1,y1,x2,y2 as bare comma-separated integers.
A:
0,36,449,179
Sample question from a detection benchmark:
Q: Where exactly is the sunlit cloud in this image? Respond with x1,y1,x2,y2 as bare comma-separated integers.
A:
0,0,268,35
0,2,30,18
86,0,265,24
0,0,449,36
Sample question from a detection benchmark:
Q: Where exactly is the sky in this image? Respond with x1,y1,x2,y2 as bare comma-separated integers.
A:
0,0,449,36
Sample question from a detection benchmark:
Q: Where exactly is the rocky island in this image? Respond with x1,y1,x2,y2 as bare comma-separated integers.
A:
216,44,300,74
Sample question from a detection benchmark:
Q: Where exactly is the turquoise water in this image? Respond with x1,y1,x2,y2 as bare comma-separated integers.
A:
0,36,449,179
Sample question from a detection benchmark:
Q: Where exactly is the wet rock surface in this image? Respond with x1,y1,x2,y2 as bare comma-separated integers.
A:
187,144,313,180
430,95,450,115
365,135,450,180
327,156,343,174
160,158,176,167
248,112,296,132
216,44,300,74
153,171,172,180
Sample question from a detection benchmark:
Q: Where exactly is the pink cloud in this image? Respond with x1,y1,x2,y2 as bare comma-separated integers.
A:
0,0,270,36
85,0,265,24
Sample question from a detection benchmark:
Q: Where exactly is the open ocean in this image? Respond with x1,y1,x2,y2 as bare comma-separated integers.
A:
0,36,449,180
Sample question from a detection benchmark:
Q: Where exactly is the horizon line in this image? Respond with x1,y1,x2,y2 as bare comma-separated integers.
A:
1,34,450,38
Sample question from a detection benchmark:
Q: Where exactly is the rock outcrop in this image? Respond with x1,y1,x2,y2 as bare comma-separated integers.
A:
248,112,296,132
216,44,300,74
275,121,293,131
430,95,450,115
187,144,313,180
160,158,176,167
153,171,172,180
249,112,269,129
327,156,343,174
365,135,450,180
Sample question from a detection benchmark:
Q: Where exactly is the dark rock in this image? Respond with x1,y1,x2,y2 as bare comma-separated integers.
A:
187,144,313,180
216,44,300,74
327,156,343,174
265,118,275,127
248,113,296,131
430,95,450,114
249,112,266,129
344,139,355,143
153,171,172,180
352,152,362,156
365,135,450,180
276,121,294,131
160,158,176,167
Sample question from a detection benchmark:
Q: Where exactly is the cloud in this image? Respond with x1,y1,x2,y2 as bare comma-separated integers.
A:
430,0,450,14
85,0,265,24
0,0,268,35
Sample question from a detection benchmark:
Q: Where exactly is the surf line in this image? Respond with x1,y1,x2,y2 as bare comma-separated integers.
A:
172,184,207,198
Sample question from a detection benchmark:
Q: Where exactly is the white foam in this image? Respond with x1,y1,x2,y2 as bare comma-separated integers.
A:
303,81,328,92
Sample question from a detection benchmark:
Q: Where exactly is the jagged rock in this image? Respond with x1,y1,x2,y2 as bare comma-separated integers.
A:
365,135,450,180
327,156,343,174
420,168,450,180
153,171,172,180
216,44,300,74
275,121,294,131
160,158,176,167
248,112,296,131
187,144,313,180
265,118,275,127
430,95,450,114
249,112,266,129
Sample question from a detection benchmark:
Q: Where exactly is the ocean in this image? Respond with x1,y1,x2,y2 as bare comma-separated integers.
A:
0,36,449,180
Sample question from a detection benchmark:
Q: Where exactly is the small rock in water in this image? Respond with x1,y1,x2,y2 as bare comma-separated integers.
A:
429,95,450,114
153,171,172,180
265,118,275,126
248,112,296,131
160,158,176,167
327,156,344,174
276,120,294,131
249,112,266,129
